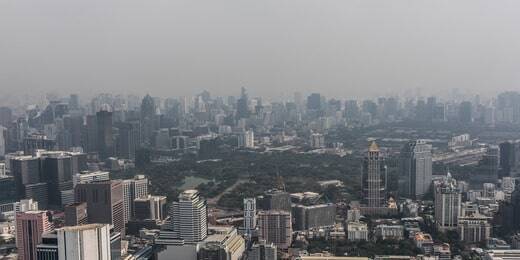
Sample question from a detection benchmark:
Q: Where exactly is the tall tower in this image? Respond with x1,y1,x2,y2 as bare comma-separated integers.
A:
74,180,125,234
57,224,111,260
170,189,208,243
362,141,387,208
243,198,257,237
140,94,156,146
399,140,433,199
434,171,461,231
257,210,292,249
16,211,54,260
96,110,113,159
237,87,249,119
122,175,149,221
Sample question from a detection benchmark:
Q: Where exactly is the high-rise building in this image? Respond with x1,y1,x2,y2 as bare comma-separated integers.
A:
133,195,167,221
236,87,249,119
362,141,387,208
11,156,41,200
457,214,492,243
57,224,111,260
140,94,157,146
115,121,140,160
257,189,291,213
257,210,292,249
237,130,254,148
292,203,336,231
169,189,208,243
399,140,433,199
499,141,520,178
0,106,12,127
306,93,321,111
41,155,73,207
248,240,277,260
434,172,462,231
122,175,149,221
96,110,114,159
64,202,88,226
458,101,473,123
243,198,256,237
16,211,54,260
74,180,125,234
85,115,98,153
0,126,6,157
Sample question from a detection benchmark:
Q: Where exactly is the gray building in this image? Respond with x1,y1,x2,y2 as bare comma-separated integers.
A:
399,140,432,199
292,203,336,231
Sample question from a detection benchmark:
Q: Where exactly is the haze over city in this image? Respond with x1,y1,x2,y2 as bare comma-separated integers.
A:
2,0,520,99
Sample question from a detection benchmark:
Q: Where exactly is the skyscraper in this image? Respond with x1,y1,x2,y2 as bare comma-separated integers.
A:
140,94,156,146
243,198,256,237
236,87,249,119
16,211,54,260
257,210,292,250
362,141,387,208
74,180,125,234
96,110,113,159
57,224,111,260
434,172,462,231
115,121,140,160
122,175,149,222
169,189,208,243
399,140,433,199
306,93,321,110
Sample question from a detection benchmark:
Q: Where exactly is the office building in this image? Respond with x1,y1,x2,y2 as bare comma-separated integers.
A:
169,189,208,243
249,240,277,260
198,226,246,260
73,171,110,185
237,130,254,148
57,224,111,260
458,214,492,243
292,203,336,231
399,140,432,199
243,198,256,237
64,202,88,226
122,175,149,221
36,232,59,260
347,221,368,241
362,142,387,208
307,93,321,110
16,211,54,260
140,94,157,147
134,195,167,221
74,180,125,234
434,172,462,231
11,156,41,200
257,210,292,249
96,110,114,159
257,189,291,213
375,224,404,240
115,121,140,160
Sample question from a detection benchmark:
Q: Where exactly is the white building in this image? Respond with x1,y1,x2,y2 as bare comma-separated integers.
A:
122,175,149,222
347,221,368,241
57,224,111,260
169,189,208,243
73,171,110,186
238,130,255,148
434,172,461,231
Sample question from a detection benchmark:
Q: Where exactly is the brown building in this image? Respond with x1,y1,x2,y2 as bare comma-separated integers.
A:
64,202,88,226
74,180,125,234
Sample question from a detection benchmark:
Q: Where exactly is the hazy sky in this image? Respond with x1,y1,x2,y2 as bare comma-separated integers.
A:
1,0,520,100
